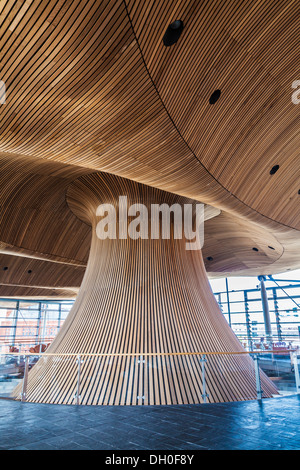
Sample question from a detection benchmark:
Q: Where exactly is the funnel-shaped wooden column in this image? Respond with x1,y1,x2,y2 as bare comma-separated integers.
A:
22,173,277,404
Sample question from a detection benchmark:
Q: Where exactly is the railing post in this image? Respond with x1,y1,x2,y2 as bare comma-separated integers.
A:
272,288,282,342
75,354,82,405
137,354,146,402
21,355,29,402
253,354,262,400
293,352,300,394
244,291,252,351
200,354,209,403
258,276,273,347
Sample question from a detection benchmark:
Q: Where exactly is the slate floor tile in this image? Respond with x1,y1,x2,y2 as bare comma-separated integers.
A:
0,395,299,450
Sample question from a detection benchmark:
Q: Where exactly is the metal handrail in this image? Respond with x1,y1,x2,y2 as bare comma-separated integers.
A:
0,349,298,357
1,350,299,403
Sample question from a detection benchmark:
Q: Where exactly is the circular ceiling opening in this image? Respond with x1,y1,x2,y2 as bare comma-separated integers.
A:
163,20,184,47
270,165,280,175
209,89,221,104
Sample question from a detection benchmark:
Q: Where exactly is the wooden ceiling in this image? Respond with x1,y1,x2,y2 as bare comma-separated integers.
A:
0,0,300,297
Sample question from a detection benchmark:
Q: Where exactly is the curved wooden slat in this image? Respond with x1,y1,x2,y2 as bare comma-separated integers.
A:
18,173,277,405
0,1,297,405
126,0,300,228
0,0,298,233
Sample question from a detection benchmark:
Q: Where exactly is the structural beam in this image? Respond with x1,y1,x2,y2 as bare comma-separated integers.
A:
258,276,273,344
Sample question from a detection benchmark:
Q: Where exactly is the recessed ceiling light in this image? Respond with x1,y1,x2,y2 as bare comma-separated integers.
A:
170,20,183,29
270,165,279,175
163,20,184,47
209,89,221,104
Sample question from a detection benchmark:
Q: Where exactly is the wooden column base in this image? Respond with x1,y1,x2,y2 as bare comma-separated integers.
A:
20,173,277,404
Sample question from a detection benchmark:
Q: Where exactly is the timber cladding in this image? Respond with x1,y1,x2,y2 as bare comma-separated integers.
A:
0,1,299,288
0,1,298,403
14,173,277,405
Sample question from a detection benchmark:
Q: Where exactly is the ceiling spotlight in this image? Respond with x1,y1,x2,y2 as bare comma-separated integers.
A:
163,20,184,47
270,165,279,175
209,89,221,104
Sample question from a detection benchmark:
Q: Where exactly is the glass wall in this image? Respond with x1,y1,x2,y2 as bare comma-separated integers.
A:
212,280,300,350
0,299,74,354
0,277,300,354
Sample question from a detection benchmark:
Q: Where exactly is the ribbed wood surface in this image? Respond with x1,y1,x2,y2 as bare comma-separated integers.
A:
0,1,295,404
0,152,299,297
0,0,299,227
126,0,300,228
0,1,300,296
18,173,277,405
0,252,82,291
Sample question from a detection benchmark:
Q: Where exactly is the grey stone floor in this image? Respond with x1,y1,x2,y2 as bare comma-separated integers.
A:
0,395,299,450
